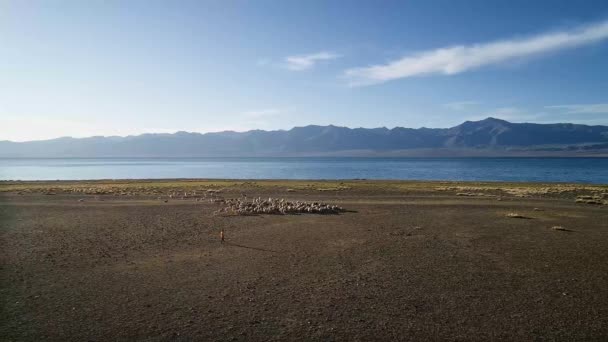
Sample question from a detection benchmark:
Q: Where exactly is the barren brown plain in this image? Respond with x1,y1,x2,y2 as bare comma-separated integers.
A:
1,180,607,341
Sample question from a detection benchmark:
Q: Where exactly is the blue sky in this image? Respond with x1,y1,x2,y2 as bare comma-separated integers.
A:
2,0,608,141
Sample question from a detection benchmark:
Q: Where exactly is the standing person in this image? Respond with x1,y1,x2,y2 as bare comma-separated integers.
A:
220,228,225,243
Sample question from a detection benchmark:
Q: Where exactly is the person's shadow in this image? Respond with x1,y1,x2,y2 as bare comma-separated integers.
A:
223,241,280,253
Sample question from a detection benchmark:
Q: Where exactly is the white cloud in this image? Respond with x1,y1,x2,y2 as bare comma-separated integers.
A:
345,20,608,85
545,103,608,114
240,108,283,118
443,101,479,111
285,51,340,71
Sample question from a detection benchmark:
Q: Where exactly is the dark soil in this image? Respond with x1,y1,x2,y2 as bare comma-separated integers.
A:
1,184,607,341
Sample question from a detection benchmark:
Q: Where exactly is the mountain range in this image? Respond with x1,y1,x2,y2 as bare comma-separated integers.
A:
2,118,608,157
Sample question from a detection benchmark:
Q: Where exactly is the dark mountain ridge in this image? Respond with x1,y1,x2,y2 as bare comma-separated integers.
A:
2,118,608,157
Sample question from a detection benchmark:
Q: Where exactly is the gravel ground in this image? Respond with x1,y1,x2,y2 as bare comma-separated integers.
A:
1,182,607,341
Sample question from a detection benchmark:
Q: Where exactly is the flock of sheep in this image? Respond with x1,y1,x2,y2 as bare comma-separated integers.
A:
215,197,345,215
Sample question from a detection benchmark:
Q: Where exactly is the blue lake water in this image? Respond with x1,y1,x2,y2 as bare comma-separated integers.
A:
0,158,607,184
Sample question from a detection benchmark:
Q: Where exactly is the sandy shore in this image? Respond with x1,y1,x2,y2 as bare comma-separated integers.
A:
1,180,607,341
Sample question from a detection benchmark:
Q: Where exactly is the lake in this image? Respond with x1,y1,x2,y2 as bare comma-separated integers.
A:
1,157,607,184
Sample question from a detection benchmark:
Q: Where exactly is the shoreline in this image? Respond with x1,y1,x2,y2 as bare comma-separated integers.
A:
2,178,608,190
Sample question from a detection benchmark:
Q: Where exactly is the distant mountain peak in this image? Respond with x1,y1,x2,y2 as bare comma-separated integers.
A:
481,117,507,122
461,117,510,126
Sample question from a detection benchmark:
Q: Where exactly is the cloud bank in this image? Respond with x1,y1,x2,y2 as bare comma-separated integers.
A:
345,20,608,85
285,52,340,71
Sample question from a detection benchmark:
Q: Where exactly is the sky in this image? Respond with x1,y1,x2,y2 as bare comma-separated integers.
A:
2,0,608,141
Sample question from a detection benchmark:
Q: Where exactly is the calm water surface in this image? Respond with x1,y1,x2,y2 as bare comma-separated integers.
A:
1,158,607,183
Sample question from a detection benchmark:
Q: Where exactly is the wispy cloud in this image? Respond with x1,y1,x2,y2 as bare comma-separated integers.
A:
443,101,479,111
285,51,340,71
345,20,608,86
545,103,608,114
240,108,284,118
